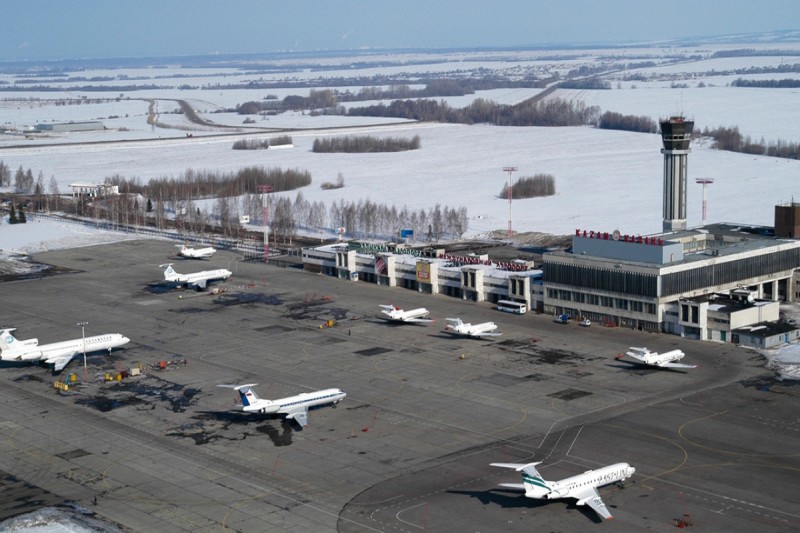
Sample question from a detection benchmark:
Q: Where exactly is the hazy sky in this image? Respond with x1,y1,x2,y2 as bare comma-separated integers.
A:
3,0,799,61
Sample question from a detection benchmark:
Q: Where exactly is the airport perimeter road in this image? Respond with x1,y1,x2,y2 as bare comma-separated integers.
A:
0,240,797,532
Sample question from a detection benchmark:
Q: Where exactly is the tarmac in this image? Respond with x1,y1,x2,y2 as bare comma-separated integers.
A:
0,239,798,532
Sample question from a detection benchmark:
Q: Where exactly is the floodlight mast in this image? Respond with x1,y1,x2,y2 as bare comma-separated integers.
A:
695,178,714,225
503,167,518,238
257,184,273,263
77,321,88,383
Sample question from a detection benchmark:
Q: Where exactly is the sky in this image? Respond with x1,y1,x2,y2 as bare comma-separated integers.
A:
2,0,800,62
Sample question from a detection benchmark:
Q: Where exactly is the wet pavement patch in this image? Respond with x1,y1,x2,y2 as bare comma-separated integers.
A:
74,375,200,413
547,388,593,401
255,324,295,333
182,411,296,447
215,293,283,306
56,449,91,460
354,347,393,357
474,373,529,387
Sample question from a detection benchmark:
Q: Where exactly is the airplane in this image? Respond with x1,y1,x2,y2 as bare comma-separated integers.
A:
490,461,635,521
218,383,346,429
378,305,433,323
616,346,696,369
176,244,216,259
0,328,130,372
159,263,231,290
443,317,501,338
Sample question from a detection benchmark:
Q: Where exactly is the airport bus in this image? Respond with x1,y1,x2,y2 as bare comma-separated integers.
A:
496,300,527,314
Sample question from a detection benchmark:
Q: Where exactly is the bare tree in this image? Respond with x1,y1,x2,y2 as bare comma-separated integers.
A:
48,176,61,212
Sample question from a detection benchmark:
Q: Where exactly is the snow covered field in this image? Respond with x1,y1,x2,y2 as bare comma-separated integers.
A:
2,44,799,240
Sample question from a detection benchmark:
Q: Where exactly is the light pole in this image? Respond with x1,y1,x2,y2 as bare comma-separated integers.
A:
77,321,88,383
503,166,518,238
257,184,273,263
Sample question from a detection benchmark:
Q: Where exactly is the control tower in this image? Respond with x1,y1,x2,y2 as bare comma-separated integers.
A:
660,116,694,232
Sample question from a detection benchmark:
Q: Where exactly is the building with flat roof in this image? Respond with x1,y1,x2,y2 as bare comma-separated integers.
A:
35,121,104,133
302,241,543,312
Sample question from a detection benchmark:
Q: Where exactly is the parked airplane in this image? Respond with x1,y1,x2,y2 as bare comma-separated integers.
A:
218,384,346,428
491,461,635,520
617,346,696,369
443,317,501,338
159,263,231,290
0,328,130,372
378,305,433,323
176,244,216,259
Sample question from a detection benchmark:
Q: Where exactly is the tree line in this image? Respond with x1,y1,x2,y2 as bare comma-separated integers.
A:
233,78,546,115
731,78,800,88
232,135,292,150
499,174,556,199
105,166,311,203
346,96,599,127
597,111,657,133
312,135,420,153
701,125,800,159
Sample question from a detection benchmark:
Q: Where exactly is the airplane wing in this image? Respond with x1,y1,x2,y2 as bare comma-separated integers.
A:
659,362,697,369
575,487,613,520
46,351,79,372
285,407,309,428
405,317,434,323
473,332,502,337
195,279,208,289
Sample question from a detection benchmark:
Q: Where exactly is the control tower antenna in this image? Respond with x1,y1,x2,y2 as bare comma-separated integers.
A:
503,166,518,238
695,178,714,225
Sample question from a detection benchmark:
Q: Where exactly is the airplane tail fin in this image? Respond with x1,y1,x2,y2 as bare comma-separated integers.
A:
0,328,19,351
491,461,549,495
159,263,178,281
518,462,551,494
234,383,259,407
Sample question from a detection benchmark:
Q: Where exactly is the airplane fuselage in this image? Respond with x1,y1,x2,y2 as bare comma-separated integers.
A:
244,388,346,415
179,246,216,259
161,264,231,289
380,306,430,322
1,334,130,363
625,347,684,366
445,321,499,337
535,463,635,500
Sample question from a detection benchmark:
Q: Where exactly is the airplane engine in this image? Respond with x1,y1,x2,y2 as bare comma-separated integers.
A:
4,349,43,362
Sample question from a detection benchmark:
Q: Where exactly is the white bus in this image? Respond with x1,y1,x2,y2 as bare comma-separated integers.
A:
496,300,527,314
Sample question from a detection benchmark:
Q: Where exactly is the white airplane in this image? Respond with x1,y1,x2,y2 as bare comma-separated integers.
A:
491,461,635,521
443,317,501,338
176,244,216,259
159,263,231,290
0,328,130,372
218,384,346,429
618,346,696,369
378,305,433,323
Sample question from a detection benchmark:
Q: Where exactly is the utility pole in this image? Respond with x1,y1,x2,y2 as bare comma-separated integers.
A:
257,184,273,263
503,167,518,238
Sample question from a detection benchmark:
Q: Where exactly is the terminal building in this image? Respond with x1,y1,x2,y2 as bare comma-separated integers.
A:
299,116,800,346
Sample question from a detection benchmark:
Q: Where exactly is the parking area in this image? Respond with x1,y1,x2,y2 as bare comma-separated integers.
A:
0,239,798,531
